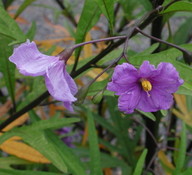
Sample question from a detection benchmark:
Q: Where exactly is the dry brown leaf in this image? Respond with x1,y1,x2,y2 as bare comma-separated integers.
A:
96,41,107,51
173,94,192,126
81,122,88,146
3,113,29,132
86,68,108,81
104,168,112,175
0,112,50,164
0,101,12,118
49,104,56,117
174,94,188,114
0,139,50,163
83,33,92,58
36,38,74,46
158,150,175,175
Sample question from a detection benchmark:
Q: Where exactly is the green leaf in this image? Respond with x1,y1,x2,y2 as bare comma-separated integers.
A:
93,113,119,135
100,152,132,175
26,21,36,40
75,0,101,58
140,0,152,11
94,0,114,32
134,43,159,57
88,79,108,96
87,109,102,175
161,2,192,14
174,17,192,45
25,117,80,131
45,131,87,175
72,147,132,175
0,157,32,169
133,149,148,175
106,96,136,165
0,1,3,7
97,48,123,65
0,24,16,40
0,6,25,42
17,77,46,110
177,82,192,96
0,37,16,106
99,138,125,155
119,0,138,19
181,168,192,175
137,110,156,121
0,169,61,175
174,122,186,174
14,0,37,19
0,116,85,174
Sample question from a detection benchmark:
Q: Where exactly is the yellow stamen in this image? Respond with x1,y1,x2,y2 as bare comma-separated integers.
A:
141,79,152,92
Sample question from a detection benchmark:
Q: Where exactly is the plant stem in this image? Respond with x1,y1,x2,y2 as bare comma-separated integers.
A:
136,27,190,54
72,35,127,50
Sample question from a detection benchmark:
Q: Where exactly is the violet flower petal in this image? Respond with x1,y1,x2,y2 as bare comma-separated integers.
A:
107,63,138,95
45,61,77,111
137,87,173,112
150,62,184,93
9,40,59,76
118,86,141,114
64,71,78,95
139,61,159,78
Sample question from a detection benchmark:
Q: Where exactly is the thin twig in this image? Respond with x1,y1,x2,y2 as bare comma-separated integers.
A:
72,35,127,49
136,27,190,54
131,117,159,147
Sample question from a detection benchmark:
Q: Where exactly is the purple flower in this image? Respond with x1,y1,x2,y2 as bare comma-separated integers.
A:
57,127,74,147
57,127,82,147
107,61,184,114
9,40,77,111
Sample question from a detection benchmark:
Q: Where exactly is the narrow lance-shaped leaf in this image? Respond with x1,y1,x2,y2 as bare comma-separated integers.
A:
133,149,148,175
174,17,192,45
14,0,37,19
174,122,186,174
0,168,62,175
94,0,114,33
0,6,25,41
0,37,16,107
87,109,102,175
161,2,192,14
26,21,37,41
28,111,87,175
75,0,101,60
0,157,32,169
0,116,85,174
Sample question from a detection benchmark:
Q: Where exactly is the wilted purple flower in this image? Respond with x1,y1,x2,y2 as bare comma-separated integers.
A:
107,61,184,114
9,40,77,111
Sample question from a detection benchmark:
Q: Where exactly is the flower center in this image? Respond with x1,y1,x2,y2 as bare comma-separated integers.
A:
140,79,152,92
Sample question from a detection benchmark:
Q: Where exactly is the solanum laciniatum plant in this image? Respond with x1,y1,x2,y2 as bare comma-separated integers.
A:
0,0,192,175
